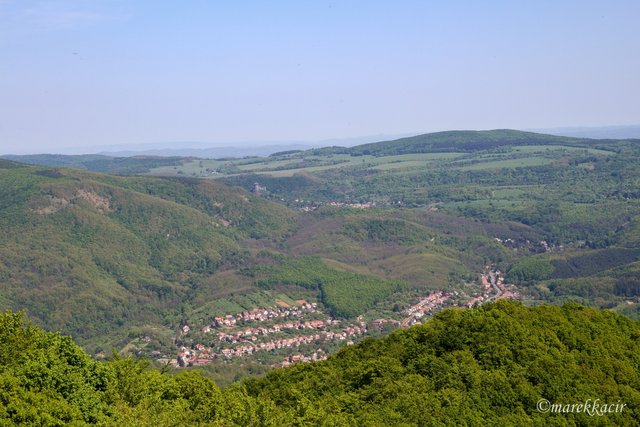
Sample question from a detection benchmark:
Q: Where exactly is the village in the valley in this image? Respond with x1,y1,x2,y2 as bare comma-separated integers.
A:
166,302,368,369
162,266,520,369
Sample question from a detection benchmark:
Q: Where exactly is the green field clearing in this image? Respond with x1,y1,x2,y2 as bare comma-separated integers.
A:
189,289,280,321
249,162,357,177
378,252,470,290
255,153,465,176
149,149,570,178
274,293,298,306
147,159,227,177
372,160,433,171
459,156,554,170
366,153,461,170
321,258,378,275
446,198,538,211
367,152,464,163
147,152,468,178
489,186,542,199
235,158,306,171
510,145,615,155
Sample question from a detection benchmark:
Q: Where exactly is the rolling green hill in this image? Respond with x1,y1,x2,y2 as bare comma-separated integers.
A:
0,161,295,350
343,129,617,156
1,154,186,175
6,130,630,180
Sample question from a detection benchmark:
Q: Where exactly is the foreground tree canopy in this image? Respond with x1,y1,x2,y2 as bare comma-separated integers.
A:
1,301,639,426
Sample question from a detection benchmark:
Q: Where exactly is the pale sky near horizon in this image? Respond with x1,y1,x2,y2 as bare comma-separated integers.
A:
1,1,639,154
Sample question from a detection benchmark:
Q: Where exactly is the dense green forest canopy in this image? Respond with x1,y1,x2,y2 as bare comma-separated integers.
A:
2,302,638,425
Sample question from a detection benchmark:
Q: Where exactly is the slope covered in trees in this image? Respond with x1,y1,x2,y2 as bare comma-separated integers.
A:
250,255,403,317
2,301,638,425
0,154,185,175
343,129,610,156
0,161,295,350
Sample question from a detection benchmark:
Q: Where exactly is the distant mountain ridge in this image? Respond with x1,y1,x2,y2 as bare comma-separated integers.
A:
4,129,633,174
330,129,628,156
99,144,318,158
0,154,186,175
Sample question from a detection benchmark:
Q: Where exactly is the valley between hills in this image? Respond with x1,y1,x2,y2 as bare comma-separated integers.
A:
3,130,640,378
2,129,640,424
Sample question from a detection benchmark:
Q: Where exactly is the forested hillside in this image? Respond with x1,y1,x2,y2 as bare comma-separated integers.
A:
2,302,638,425
340,129,612,155
0,154,185,175
0,161,295,351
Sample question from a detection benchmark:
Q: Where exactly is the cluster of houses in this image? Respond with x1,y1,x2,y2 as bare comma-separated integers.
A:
371,318,401,330
492,270,518,301
400,267,521,327
401,290,453,328
494,237,561,253
326,201,374,209
295,200,376,212
215,319,333,342
171,267,522,369
197,303,319,333
250,326,365,353
281,349,327,367
404,291,451,319
172,300,370,367
176,347,213,367
174,323,367,367
465,267,519,308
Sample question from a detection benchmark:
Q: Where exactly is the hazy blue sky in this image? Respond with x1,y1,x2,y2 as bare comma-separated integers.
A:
1,1,639,154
